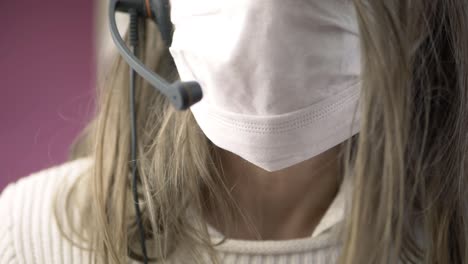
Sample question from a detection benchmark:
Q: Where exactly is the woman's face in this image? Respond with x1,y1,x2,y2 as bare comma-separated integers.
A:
169,0,361,172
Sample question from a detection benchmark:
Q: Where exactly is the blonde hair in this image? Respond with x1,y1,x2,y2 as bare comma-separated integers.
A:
57,0,468,263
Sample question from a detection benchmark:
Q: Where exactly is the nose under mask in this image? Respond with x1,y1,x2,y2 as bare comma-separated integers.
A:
168,0,361,172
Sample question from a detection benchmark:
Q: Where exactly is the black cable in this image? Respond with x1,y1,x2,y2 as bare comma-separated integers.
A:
129,8,149,264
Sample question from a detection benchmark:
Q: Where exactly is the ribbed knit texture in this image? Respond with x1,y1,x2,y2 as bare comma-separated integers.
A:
0,158,347,263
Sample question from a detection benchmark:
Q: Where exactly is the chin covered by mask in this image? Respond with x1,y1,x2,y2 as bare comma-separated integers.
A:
168,0,361,172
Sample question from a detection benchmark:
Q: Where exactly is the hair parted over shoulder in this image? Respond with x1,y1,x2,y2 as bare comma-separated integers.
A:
56,0,468,263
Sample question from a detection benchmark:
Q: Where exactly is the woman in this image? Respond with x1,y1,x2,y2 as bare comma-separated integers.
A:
1,0,467,263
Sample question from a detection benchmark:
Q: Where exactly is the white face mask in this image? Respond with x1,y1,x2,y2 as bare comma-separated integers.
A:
168,0,361,172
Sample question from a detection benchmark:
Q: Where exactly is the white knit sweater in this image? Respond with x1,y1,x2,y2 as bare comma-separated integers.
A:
0,158,349,263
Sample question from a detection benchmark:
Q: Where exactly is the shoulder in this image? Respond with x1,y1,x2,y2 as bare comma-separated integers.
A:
0,158,93,264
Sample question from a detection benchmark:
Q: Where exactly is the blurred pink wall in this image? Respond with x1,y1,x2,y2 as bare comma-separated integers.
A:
0,0,95,191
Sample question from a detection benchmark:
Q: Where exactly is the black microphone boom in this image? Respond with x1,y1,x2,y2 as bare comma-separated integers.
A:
109,0,203,110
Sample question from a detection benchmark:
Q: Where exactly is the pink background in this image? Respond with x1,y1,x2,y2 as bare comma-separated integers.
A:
0,0,95,191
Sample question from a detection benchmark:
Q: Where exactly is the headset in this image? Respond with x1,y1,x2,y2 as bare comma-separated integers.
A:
108,0,203,263
109,0,203,110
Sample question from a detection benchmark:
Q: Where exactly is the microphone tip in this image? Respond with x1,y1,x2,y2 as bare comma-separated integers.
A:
171,81,203,110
